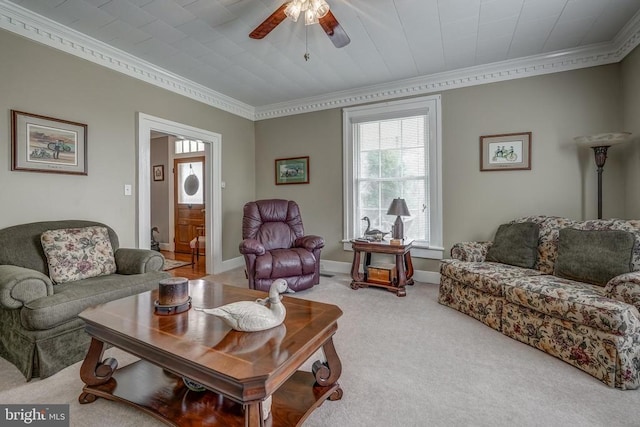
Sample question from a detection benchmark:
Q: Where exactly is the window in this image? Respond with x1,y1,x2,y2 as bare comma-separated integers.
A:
343,95,443,258
174,139,205,154
177,161,203,205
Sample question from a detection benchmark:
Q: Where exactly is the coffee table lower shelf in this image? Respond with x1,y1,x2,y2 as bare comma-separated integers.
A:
81,360,338,427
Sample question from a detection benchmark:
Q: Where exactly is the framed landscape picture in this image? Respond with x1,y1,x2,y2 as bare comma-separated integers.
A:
275,156,309,185
480,132,531,171
11,110,88,175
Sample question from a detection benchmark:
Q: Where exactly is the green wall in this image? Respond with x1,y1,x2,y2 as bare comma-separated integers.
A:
255,63,628,273
622,44,640,218
0,29,255,261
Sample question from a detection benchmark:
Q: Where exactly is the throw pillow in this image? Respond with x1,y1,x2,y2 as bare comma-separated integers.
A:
554,228,634,286
486,222,540,268
41,226,117,284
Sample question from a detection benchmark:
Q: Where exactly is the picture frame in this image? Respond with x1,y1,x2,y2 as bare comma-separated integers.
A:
275,156,310,185
480,132,532,171
153,165,164,181
11,110,88,175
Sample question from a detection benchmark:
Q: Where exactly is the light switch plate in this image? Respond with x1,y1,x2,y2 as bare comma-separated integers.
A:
124,184,132,196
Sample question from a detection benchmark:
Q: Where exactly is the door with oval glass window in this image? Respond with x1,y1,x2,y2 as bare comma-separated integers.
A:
174,156,205,254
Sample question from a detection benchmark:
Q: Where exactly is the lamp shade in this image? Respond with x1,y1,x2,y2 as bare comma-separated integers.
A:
387,198,410,217
574,132,631,148
573,132,631,220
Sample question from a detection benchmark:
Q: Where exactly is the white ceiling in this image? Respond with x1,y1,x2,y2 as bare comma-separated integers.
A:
5,0,640,118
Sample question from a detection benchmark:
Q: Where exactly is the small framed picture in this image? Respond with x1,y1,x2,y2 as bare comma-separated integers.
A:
11,110,88,175
480,132,532,171
153,165,164,181
275,156,309,185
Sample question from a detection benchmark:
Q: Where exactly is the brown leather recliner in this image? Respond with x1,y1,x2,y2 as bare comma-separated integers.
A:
239,199,324,292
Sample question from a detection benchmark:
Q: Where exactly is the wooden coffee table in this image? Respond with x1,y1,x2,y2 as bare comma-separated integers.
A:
77,280,343,426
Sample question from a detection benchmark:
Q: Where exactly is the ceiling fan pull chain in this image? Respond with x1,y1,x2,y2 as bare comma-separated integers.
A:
304,25,310,61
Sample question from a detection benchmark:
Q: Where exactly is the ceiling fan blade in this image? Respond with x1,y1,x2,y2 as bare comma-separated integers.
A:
319,10,350,48
249,3,288,39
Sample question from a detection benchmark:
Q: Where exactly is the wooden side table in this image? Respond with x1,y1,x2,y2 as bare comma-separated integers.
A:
350,239,414,297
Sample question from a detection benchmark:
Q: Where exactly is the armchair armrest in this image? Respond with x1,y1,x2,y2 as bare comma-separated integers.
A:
605,271,640,309
0,265,53,309
115,248,165,274
450,241,493,262
294,235,325,251
239,239,266,256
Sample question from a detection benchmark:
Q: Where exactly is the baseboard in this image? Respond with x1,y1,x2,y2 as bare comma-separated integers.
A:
159,242,171,251
320,260,440,285
412,270,440,285
220,256,245,273
214,257,441,284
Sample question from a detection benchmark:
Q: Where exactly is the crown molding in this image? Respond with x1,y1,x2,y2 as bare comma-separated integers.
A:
254,9,640,120
0,0,639,122
0,0,256,120
255,25,640,120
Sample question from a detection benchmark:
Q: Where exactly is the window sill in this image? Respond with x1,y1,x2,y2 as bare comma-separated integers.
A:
342,241,444,260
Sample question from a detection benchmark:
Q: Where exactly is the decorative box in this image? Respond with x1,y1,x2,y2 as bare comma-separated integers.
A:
367,264,397,286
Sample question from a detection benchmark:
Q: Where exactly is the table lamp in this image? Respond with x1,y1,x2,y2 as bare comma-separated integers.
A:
387,198,410,239
574,132,631,219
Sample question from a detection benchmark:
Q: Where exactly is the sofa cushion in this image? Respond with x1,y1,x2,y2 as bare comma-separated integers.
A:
440,259,543,297
554,228,634,286
577,219,640,271
20,271,168,330
510,216,578,274
41,226,117,284
0,220,119,276
504,275,640,335
486,222,539,268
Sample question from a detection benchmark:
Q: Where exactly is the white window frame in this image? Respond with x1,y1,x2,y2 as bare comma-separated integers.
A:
342,95,443,259
174,139,205,154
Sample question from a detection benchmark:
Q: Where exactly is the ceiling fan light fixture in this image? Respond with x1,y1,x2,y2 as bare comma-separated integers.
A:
304,8,319,25
286,0,329,25
284,1,302,22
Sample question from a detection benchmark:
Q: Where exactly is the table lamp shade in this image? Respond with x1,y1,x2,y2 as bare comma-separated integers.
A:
387,198,410,239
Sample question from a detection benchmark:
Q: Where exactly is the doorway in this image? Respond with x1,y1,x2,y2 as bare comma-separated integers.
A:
137,113,222,275
174,156,205,254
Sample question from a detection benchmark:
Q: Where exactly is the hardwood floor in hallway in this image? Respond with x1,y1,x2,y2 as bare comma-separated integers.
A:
161,250,207,280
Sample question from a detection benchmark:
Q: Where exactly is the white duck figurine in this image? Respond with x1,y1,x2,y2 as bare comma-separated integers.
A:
196,279,294,332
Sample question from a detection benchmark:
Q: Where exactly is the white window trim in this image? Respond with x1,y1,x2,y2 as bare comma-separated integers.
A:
342,95,443,259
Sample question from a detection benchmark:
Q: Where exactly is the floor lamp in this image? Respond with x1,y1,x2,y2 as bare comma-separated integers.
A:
574,132,631,219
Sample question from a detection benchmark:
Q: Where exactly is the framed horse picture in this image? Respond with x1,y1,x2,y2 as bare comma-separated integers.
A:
275,156,309,185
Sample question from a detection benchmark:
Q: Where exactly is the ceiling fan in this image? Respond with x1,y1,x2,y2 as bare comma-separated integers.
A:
249,0,350,49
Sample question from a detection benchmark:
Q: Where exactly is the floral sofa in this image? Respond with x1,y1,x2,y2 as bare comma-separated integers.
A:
0,220,170,380
438,215,640,389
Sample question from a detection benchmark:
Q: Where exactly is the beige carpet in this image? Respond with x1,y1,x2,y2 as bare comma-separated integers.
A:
1,270,638,426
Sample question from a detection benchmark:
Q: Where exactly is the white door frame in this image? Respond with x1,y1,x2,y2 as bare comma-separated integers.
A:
136,112,222,275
